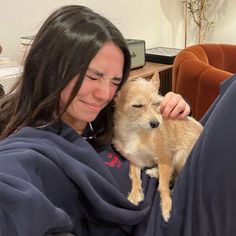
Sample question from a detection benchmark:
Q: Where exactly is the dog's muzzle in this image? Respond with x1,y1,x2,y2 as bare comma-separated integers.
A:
149,120,159,128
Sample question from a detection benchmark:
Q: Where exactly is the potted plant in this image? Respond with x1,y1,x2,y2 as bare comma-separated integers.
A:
183,0,215,44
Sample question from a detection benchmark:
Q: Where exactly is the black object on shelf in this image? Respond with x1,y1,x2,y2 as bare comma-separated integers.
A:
145,47,181,64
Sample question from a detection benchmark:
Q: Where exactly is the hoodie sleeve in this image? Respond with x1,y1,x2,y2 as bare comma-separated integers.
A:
0,172,72,236
0,144,74,236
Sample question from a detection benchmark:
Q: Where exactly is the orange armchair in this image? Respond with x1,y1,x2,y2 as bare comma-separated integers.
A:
172,44,236,120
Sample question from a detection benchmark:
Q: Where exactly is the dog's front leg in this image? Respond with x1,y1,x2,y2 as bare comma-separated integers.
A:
158,155,173,222
127,163,144,205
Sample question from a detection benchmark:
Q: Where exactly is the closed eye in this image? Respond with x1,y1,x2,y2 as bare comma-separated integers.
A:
112,77,122,86
86,74,121,86
153,102,161,106
86,74,97,81
132,104,143,108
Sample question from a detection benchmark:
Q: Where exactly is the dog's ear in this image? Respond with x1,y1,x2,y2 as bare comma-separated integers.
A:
150,72,160,90
113,91,120,106
128,77,139,83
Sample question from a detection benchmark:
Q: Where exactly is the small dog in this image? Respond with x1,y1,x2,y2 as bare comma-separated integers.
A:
113,73,203,222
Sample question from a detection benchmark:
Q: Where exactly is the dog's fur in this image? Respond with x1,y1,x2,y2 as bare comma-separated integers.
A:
113,73,203,221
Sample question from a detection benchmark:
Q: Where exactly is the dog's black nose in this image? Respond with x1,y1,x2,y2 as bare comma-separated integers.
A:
149,120,159,128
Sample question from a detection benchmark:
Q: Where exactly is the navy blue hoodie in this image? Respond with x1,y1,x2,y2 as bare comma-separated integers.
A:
0,122,164,236
1,74,236,236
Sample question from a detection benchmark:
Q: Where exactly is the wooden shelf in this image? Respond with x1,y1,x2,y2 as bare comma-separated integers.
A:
129,62,173,95
129,62,172,79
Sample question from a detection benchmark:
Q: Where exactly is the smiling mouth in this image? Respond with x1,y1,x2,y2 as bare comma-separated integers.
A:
81,100,104,112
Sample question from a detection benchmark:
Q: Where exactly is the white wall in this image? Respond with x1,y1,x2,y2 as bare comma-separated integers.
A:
0,0,236,62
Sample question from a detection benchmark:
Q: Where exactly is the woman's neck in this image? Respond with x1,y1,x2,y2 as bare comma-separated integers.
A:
61,114,87,134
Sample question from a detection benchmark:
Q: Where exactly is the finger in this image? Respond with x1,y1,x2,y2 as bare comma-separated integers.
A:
160,92,176,109
168,104,186,119
161,93,182,118
174,104,191,119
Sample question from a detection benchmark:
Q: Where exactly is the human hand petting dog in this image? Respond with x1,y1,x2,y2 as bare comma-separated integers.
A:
160,92,191,119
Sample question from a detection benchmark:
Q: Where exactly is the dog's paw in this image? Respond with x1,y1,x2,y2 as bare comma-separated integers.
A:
127,191,144,205
145,167,159,178
161,196,172,222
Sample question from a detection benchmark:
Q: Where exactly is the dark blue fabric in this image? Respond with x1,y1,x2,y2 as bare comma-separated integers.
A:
0,74,236,236
0,122,162,236
165,74,236,236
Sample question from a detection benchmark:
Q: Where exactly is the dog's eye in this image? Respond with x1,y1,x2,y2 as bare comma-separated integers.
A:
153,102,161,107
132,104,143,108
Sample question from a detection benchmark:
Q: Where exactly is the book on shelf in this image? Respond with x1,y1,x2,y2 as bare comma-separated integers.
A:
20,35,35,45
0,65,23,77
0,57,18,69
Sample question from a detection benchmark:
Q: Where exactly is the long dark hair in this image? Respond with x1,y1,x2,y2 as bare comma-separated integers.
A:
0,5,131,142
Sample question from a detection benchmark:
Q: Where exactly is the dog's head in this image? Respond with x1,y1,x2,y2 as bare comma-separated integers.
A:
114,73,163,130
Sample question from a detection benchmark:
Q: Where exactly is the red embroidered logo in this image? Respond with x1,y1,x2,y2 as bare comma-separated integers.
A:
105,152,121,168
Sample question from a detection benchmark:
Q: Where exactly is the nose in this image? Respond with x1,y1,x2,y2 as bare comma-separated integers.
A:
94,81,113,101
149,120,159,128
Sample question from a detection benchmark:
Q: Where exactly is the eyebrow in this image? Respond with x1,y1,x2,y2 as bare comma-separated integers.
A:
88,67,104,77
88,67,123,81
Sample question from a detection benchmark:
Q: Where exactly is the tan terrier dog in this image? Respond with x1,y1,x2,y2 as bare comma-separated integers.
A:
113,73,203,222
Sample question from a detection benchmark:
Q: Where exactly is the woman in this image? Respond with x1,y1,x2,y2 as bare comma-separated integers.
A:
0,5,190,236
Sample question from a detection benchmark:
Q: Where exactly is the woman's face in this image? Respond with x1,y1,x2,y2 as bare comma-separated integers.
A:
61,41,124,133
